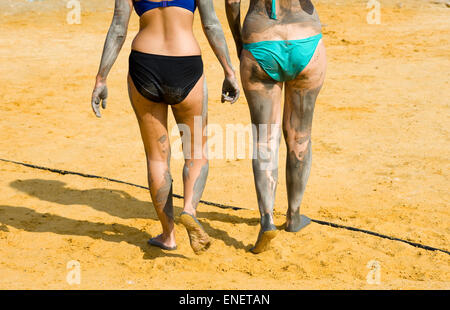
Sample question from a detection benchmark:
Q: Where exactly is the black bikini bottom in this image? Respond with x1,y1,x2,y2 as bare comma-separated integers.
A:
129,50,203,105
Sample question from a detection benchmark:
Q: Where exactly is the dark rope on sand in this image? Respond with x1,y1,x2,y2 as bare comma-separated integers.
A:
0,158,242,210
1,158,449,256
309,219,449,255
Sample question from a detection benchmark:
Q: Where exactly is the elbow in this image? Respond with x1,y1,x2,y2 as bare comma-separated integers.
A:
111,22,127,40
110,11,129,40
116,31,127,41
203,22,220,34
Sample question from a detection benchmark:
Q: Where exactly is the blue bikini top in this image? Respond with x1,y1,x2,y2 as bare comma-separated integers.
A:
133,0,197,16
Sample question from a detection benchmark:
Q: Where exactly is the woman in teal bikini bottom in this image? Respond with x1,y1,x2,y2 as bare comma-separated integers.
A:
243,33,323,82
226,0,327,253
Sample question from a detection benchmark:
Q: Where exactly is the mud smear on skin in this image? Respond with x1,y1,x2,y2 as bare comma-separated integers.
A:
283,85,321,232
251,213,277,254
242,0,322,41
245,89,279,124
181,161,210,254
248,62,278,91
202,77,208,121
97,0,131,79
246,86,282,253
158,173,174,220
285,139,311,231
180,212,212,254
225,1,244,55
192,162,209,210
3,0,449,289
198,0,235,75
157,144,174,221
158,134,167,144
180,77,210,254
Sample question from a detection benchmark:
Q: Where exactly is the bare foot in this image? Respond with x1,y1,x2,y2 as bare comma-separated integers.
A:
180,212,211,254
148,234,177,251
285,214,311,232
250,229,277,254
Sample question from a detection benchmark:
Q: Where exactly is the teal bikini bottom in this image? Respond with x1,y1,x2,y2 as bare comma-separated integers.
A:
243,33,322,82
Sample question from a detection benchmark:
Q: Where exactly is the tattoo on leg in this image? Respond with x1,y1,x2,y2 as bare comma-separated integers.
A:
158,135,167,144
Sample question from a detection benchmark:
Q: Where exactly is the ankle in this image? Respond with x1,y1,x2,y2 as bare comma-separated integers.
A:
287,208,300,218
261,213,275,231
182,206,196,217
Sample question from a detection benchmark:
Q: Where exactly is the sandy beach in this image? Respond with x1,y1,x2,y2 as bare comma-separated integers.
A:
0,0,448,289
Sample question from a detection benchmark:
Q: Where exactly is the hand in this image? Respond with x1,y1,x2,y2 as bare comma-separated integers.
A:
221,74,240,104
91,81,108,118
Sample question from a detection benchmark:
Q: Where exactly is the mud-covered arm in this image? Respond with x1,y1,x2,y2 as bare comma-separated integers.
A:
91,0,132,118
224,0,242,57
197,0,240,103
198,0,235,76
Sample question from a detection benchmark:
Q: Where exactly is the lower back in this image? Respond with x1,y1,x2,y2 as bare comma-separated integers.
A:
242,0,322,43
131,8,201,56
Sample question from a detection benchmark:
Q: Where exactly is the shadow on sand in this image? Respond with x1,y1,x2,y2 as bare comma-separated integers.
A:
5,178,260,253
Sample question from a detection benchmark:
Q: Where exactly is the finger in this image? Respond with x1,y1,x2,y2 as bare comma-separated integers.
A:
223,94,233,102
232,89,240,104
91,97,98,114
101,98,107,109
222,91,234,102
226,90,237,104
91,97,101,118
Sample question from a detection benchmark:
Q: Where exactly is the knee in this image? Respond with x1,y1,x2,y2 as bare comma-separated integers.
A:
252,141,280,172
253,127,281,161
146,152,170,170
285,131,311,161
254,142,277,163
145,140,171,165
146,153,171,182
183,159,209,178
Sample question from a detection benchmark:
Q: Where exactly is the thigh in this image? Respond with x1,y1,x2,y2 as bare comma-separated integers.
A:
171,74,207,159
128,75,170,162
240,49,283,126
283,40,327,133
290,39,327,91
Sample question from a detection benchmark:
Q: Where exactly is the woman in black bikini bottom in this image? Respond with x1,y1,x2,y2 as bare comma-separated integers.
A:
91,0,239,254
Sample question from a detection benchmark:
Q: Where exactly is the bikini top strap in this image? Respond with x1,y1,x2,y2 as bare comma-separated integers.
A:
271,0,277,19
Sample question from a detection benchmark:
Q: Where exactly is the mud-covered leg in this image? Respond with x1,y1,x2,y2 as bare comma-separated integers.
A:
250,124,281,253
283,86,320,232
172,75,211,254
146,149,177,249
283,40,326,232
240,50,283,253
128,76,176,250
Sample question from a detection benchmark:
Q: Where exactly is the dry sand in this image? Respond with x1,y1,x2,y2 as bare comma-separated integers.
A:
0,0,449,289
